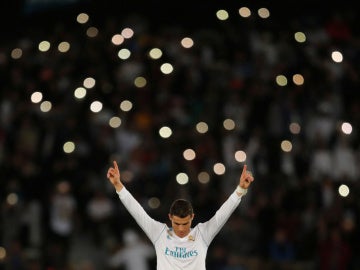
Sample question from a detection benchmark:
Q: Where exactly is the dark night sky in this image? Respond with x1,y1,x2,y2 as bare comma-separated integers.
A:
0,0,354,48
0,0,351,30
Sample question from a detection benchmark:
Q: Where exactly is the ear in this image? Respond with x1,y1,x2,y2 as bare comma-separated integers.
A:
168,214,172,221
191,214,195,220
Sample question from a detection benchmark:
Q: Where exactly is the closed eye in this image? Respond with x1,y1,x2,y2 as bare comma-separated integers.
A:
174,222,189,226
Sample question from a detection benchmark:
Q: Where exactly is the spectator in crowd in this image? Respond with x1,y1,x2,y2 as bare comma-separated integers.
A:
107,229,155,270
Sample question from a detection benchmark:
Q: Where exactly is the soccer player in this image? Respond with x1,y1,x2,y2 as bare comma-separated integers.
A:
106,160,254,270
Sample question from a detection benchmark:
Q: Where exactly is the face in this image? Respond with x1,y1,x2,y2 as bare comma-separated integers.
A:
169,214,194,238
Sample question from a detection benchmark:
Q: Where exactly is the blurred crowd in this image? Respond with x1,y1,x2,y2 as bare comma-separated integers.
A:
0,2,360,270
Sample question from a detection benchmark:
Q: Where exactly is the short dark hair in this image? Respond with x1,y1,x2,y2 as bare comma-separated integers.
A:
169,199,193,217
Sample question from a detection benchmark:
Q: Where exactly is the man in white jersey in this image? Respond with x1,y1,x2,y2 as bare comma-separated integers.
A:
107,160,254,270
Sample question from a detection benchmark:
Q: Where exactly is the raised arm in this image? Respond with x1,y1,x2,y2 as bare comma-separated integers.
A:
106,160,165,243
198,164,254,245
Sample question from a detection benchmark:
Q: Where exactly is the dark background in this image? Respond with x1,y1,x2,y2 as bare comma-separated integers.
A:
0,0,359,269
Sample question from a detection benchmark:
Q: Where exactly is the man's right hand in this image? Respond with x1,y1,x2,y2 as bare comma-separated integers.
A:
107,160,124,192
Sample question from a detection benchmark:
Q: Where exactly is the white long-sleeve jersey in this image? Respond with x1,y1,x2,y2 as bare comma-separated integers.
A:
116,187,244,270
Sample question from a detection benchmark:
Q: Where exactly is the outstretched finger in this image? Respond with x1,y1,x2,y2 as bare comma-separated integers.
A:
113,160,119,172
242,164,247,176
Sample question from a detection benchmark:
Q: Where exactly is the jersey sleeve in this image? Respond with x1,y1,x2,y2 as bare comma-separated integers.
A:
116,187,165,243
198,190,243,246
